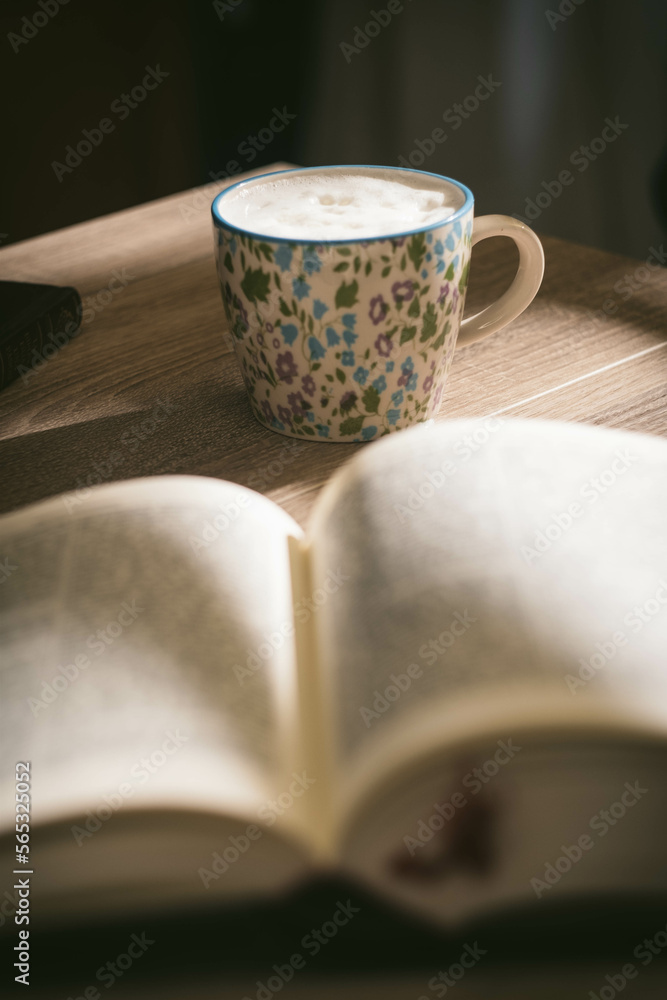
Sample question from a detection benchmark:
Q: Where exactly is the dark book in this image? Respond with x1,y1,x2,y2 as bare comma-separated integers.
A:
0,281,82,392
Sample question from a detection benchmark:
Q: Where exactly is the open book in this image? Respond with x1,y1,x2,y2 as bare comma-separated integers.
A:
2,417,667,928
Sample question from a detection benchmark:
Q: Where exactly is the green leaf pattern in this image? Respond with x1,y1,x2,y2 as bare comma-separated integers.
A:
213,217,473,441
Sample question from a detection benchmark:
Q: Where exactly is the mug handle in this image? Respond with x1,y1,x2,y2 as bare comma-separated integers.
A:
456,214,545,348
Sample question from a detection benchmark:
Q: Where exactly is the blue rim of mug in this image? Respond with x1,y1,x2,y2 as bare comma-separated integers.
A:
211,164,474,245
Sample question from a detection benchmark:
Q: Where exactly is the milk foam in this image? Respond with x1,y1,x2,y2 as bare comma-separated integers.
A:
218,170,462,240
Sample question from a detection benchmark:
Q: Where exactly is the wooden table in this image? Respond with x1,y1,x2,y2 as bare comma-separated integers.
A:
3,167,667,994
1,162,666,523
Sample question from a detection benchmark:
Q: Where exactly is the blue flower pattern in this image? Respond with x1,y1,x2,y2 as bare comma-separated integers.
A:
275,245,292,272
214,213,472,441
293,277,311,300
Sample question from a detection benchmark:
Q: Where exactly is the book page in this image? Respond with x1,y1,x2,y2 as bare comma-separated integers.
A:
341,738,667,925
307,418,667,825
0,476,304,838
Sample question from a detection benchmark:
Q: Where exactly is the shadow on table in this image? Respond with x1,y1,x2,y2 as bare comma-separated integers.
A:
0,377,362,523
2,878,667,997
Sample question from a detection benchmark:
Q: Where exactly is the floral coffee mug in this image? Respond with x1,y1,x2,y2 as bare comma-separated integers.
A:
212,165,544,442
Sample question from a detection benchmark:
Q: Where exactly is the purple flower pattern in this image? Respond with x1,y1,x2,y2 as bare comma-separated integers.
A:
214,214,472,440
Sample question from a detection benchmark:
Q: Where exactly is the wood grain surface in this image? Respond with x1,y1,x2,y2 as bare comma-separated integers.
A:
1,163,666,527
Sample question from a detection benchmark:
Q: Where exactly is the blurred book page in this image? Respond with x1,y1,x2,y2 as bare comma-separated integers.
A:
308,419,667,814
0,476,303,829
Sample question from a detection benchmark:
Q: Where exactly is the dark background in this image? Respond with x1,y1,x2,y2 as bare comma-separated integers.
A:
3,880,667,995
1,0,666,258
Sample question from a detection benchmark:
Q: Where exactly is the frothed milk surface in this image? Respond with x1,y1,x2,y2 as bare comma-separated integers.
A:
218,170,463,240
